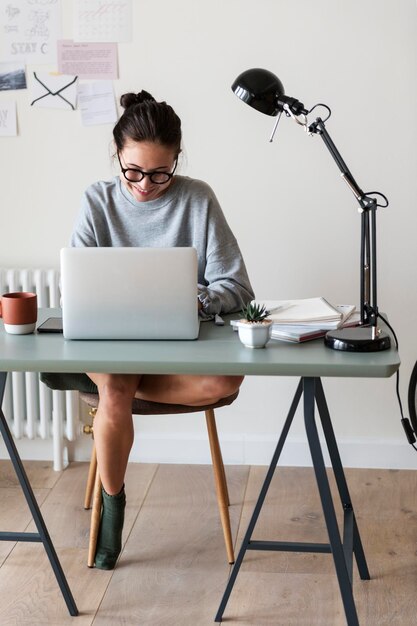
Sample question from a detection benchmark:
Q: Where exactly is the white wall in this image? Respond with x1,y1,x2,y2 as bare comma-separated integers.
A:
1,0,417,468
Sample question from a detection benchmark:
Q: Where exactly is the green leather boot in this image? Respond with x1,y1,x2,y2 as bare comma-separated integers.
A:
94,485,126,570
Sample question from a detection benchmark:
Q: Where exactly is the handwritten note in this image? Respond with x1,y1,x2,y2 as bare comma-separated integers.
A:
0,101,17,137
57,40,118,80
74,0,132,42
1,0,62,64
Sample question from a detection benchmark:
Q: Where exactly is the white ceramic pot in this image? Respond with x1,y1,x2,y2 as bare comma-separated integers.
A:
236,320,273,349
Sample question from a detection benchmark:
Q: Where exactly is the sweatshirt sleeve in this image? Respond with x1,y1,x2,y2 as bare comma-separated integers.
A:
198,242,255,317
70,187,99,247
197,189,254,317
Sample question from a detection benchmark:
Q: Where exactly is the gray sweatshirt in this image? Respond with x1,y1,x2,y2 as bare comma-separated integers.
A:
70,175,254,316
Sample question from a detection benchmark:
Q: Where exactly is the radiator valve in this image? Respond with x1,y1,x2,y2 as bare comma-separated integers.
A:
82,406,97,436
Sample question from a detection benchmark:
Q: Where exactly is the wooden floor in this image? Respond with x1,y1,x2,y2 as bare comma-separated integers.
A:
0,461,416,625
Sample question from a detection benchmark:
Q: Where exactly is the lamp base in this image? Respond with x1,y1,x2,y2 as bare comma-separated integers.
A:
325,327,391,352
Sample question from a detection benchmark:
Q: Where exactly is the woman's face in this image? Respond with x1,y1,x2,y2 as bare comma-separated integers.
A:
118,140,178,203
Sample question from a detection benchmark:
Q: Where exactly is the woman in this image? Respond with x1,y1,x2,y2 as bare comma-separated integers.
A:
71,90,254,569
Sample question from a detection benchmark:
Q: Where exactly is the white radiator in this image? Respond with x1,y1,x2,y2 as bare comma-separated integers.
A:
0,268,79,471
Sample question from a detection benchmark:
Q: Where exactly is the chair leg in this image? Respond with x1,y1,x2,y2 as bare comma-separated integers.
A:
84,444,97,510
205,409,234,564
87,466,102,568
205,409,230,505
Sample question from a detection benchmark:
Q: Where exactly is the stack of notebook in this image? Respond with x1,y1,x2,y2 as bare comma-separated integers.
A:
258,298,358,343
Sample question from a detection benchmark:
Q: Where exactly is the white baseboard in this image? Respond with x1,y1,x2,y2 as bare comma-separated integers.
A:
2,432,414,471
124,432,417,469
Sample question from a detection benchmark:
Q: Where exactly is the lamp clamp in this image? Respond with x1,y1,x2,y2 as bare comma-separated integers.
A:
277,95,308,117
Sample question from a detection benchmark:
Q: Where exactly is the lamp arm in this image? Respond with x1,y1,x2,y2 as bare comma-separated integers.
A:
308,117,365,200
308,117,379,327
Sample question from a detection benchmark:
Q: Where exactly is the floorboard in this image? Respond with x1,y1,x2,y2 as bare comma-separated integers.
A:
0,461,416,625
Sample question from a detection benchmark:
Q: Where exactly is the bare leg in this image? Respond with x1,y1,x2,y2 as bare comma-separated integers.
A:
86,373,141,569
87,373,141,495
135,374,244,406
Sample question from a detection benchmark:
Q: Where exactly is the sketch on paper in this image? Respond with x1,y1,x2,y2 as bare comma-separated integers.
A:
73,0,132,42
30,72,77,110
1,0,62,64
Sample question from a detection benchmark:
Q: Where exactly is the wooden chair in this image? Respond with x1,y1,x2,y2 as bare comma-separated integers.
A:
80,391,238,567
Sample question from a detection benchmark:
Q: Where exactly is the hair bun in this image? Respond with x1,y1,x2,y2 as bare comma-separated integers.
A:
120,90,155,110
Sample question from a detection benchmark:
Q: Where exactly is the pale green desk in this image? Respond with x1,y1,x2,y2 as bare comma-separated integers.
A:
0,309,400,624
0,308,399,377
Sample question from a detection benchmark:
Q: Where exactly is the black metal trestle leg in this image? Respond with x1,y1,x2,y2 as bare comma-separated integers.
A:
215,377,368,626
0,372,78,616
303,378,360,626
314,378,370,582
214,379,303,623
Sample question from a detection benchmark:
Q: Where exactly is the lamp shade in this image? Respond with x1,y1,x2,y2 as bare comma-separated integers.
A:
231,68,285,116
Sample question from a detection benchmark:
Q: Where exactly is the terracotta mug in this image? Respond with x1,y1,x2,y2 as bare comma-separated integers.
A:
0,292,38,335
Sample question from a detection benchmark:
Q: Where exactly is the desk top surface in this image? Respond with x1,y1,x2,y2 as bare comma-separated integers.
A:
0,309,400,378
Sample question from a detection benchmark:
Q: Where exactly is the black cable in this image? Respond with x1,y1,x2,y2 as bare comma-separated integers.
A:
377,312,417,451
362,191,389,208
307,103,332,122
408,361,417,437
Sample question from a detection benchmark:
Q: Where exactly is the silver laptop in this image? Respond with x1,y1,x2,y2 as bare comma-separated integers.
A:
60,247,200,340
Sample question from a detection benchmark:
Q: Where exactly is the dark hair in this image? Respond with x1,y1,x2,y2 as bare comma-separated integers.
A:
113,90,182,156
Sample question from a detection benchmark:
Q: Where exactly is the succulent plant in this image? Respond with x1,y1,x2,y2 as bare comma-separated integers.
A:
241,302,270,323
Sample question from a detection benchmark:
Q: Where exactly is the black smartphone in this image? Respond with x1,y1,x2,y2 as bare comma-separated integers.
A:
37,317,63,333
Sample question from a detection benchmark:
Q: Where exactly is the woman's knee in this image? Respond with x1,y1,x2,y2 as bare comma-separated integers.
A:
88,373,141,409
202,375,244,402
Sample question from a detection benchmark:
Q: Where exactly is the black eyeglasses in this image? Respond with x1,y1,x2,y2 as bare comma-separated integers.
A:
117,153,177,184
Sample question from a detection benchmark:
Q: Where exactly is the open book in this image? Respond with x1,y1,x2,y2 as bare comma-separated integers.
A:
278,303,356,330
254,298,352,326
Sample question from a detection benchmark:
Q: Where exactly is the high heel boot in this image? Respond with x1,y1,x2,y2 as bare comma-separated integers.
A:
94,485,126,570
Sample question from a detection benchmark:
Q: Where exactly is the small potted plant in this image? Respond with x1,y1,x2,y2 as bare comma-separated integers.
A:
236,302,273,348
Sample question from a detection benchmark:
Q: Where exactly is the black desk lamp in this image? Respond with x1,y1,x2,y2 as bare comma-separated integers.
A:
232,68,391,352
